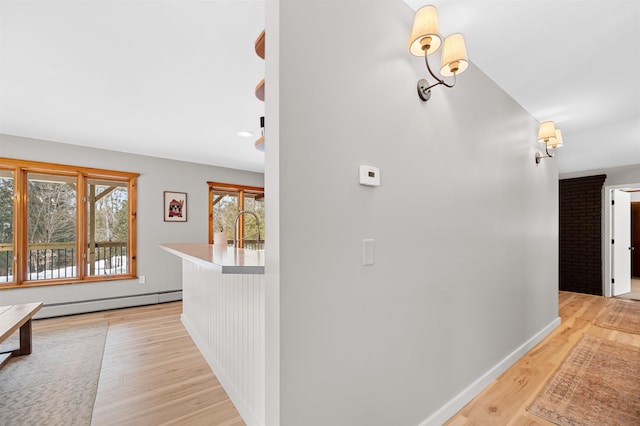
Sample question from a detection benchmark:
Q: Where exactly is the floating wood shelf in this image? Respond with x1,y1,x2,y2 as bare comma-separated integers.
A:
255,79,265,102
255,30,265,151
255,30,265,59
255,136,265,151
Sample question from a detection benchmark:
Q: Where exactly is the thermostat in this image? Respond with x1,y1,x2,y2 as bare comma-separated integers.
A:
359,165,380,186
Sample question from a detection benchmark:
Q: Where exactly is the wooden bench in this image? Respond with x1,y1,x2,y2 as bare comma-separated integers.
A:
0,302,43,369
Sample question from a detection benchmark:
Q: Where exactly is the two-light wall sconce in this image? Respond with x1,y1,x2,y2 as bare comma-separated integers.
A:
536,121,564,163
408,5,468,102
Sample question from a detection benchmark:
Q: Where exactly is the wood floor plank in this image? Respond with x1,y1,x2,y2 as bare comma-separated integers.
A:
30,301,245,426
445,291,640,425
28,291,638,425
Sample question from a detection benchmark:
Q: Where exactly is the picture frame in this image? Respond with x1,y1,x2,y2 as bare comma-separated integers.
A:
164,191,187,222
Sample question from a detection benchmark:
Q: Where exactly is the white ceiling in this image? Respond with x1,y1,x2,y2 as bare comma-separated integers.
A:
1,1,639,174
405,0,640,173
0,0,266,173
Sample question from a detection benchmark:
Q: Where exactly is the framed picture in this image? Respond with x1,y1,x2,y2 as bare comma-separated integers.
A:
164,191,187,222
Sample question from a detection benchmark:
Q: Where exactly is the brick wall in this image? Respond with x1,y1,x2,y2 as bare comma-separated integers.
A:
559,174,607,295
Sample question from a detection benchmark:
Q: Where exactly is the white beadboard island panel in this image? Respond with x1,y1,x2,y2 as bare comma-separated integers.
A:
161,244,265,426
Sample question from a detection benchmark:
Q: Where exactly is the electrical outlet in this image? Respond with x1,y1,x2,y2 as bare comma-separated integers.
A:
139,275,146,284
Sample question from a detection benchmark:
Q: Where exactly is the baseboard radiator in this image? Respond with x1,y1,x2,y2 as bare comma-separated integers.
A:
34,291,183,319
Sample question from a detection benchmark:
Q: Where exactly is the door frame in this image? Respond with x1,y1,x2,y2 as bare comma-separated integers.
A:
632,202,640,278
603,182,640,297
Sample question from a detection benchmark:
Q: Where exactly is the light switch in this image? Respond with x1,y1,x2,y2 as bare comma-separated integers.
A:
363,239,375,265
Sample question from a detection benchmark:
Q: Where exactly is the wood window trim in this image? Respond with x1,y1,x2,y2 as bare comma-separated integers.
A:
207,181,264,246
0,157,139,290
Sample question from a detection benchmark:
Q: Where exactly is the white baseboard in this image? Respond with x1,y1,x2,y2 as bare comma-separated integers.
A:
418,316,561,426
35,291,183,318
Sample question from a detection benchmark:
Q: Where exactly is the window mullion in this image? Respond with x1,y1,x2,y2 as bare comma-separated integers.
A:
12,168,26,284
128,177,137,277
238,190,245,249
208,187,214,244
77,174,86,279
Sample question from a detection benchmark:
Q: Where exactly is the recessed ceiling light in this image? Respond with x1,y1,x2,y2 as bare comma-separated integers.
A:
237,130,254,138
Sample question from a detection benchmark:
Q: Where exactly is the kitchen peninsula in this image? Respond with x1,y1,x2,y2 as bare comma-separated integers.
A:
160,243,265,426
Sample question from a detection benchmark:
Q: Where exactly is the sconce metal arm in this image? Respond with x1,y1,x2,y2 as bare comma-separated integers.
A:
417,51,457,101
535,144,555,164
424,51,456,88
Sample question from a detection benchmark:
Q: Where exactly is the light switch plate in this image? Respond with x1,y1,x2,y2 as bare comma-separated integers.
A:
363,239,375,265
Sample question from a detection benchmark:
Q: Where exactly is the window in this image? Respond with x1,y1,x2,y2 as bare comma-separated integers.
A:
86,178,130,277
0,158,138,288
27,172,78,281
0,170,14,283
208,182,264,249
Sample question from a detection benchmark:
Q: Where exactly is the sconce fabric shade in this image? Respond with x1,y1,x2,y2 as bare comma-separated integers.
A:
440,34,468,76
408,5,442,56
535,123,563,163
548,129,563,148
537,121,557,143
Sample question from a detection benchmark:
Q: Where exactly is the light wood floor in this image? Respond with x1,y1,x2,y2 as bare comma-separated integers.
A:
31,302,245,426
30,292,640,426
446,291,640,425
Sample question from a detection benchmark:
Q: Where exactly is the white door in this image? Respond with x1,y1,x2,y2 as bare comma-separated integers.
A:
612,189,632,296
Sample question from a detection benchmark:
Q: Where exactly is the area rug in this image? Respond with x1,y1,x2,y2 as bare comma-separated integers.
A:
0,322,108,426
527,334,640,426
594,299,640,335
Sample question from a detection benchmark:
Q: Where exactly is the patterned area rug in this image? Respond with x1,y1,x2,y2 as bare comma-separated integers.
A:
0,322,108,426
527,335,640,425
594,299,640,334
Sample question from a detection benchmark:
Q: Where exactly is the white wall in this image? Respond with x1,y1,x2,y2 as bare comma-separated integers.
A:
266,1,559,425
0,134,263,309
561,163,640,186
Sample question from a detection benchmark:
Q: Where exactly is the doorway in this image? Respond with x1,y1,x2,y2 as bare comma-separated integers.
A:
605,184,640,298
632,201,640,278
628,200,640,299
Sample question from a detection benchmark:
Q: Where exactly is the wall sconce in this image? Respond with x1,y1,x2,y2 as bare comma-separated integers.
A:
408,5,468,102
535,121,564,163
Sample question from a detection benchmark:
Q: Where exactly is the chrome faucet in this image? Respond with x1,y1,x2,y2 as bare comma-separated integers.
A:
234,210,261,249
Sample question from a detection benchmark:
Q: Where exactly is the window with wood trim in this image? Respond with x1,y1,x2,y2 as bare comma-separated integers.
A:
0,158,138,288
208,182,264,249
